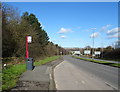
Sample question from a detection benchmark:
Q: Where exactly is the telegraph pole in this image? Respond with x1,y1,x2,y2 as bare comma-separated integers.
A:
91,28,96,59
92,30,94,59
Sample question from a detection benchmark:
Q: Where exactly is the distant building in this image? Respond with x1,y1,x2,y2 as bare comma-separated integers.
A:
72,51,81,55
84,50,91,55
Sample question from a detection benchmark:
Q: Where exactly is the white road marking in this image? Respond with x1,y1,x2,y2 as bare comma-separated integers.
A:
49,74,52,80
104,81,117,90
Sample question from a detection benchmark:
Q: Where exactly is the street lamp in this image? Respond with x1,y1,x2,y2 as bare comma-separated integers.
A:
91,28,96,59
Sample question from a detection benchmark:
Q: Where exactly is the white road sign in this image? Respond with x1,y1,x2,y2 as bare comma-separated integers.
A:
27,36,32,43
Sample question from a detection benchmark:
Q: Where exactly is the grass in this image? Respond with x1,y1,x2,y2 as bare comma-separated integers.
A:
34,56,60,66
2,56,60,91
97,58,120,62
72,56,120,68
2,64,26,91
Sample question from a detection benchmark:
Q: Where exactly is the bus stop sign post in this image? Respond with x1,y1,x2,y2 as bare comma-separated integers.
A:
26,36,32,58
26,36,33,70
26,36,29,58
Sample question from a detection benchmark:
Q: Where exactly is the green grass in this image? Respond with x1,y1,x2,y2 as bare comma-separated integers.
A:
34,56,60,66
72,56,120,68
2,64,26,91
97,58,120,62
2,56,60,91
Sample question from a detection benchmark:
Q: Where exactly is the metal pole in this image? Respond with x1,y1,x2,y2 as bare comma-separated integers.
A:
26,36,29,58
92,30,94,59
101,41,103,58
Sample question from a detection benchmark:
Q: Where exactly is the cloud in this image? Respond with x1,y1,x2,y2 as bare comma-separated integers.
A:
58,27,72,34
107,33,119,39
60,35,67,39
107,27,119,34
90,32,100,38
107,27,120,39
100,24,111,32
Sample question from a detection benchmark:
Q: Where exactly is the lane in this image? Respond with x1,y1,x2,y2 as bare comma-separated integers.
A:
63,55,118,89
54,60,115,90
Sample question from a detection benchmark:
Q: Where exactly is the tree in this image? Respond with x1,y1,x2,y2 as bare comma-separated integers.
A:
2,3,20,57
2,3,68,60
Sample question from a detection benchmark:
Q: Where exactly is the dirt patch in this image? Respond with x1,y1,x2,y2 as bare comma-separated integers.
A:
10,81,49,91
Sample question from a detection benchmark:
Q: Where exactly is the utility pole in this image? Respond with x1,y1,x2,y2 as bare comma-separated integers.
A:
92,30,94,59
91,28,96,59
101,39,104,58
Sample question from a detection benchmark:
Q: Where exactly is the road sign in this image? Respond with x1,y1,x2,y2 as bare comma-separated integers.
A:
27,36,32,43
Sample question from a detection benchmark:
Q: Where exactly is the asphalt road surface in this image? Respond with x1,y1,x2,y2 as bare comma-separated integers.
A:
54,55,119,90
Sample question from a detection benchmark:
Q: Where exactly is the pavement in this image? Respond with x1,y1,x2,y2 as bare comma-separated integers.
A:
10,57,63,91
54,56,119,90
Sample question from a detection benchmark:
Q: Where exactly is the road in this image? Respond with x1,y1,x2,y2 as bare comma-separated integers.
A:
54,55,119,90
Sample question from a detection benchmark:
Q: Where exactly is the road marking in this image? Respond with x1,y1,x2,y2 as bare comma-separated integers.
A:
49,74,52,80
104,82,117,90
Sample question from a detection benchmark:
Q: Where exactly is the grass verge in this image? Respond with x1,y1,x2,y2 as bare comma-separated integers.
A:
2,64,26,91
34,56,60,66
2,56,60,91
72,56,120,68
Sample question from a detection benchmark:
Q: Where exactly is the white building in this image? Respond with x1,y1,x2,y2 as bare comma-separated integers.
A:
72,51,81,55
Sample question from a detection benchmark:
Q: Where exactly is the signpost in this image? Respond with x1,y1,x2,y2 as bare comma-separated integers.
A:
26,36,33,70
26,36,32,58
27,36,32,43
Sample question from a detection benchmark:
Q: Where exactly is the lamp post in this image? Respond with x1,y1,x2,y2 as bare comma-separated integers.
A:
101,37,104,58
91,28,96,59
92,30,94,59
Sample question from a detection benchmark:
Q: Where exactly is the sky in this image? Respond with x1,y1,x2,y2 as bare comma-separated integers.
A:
2,0,119,2
6,2,118,48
